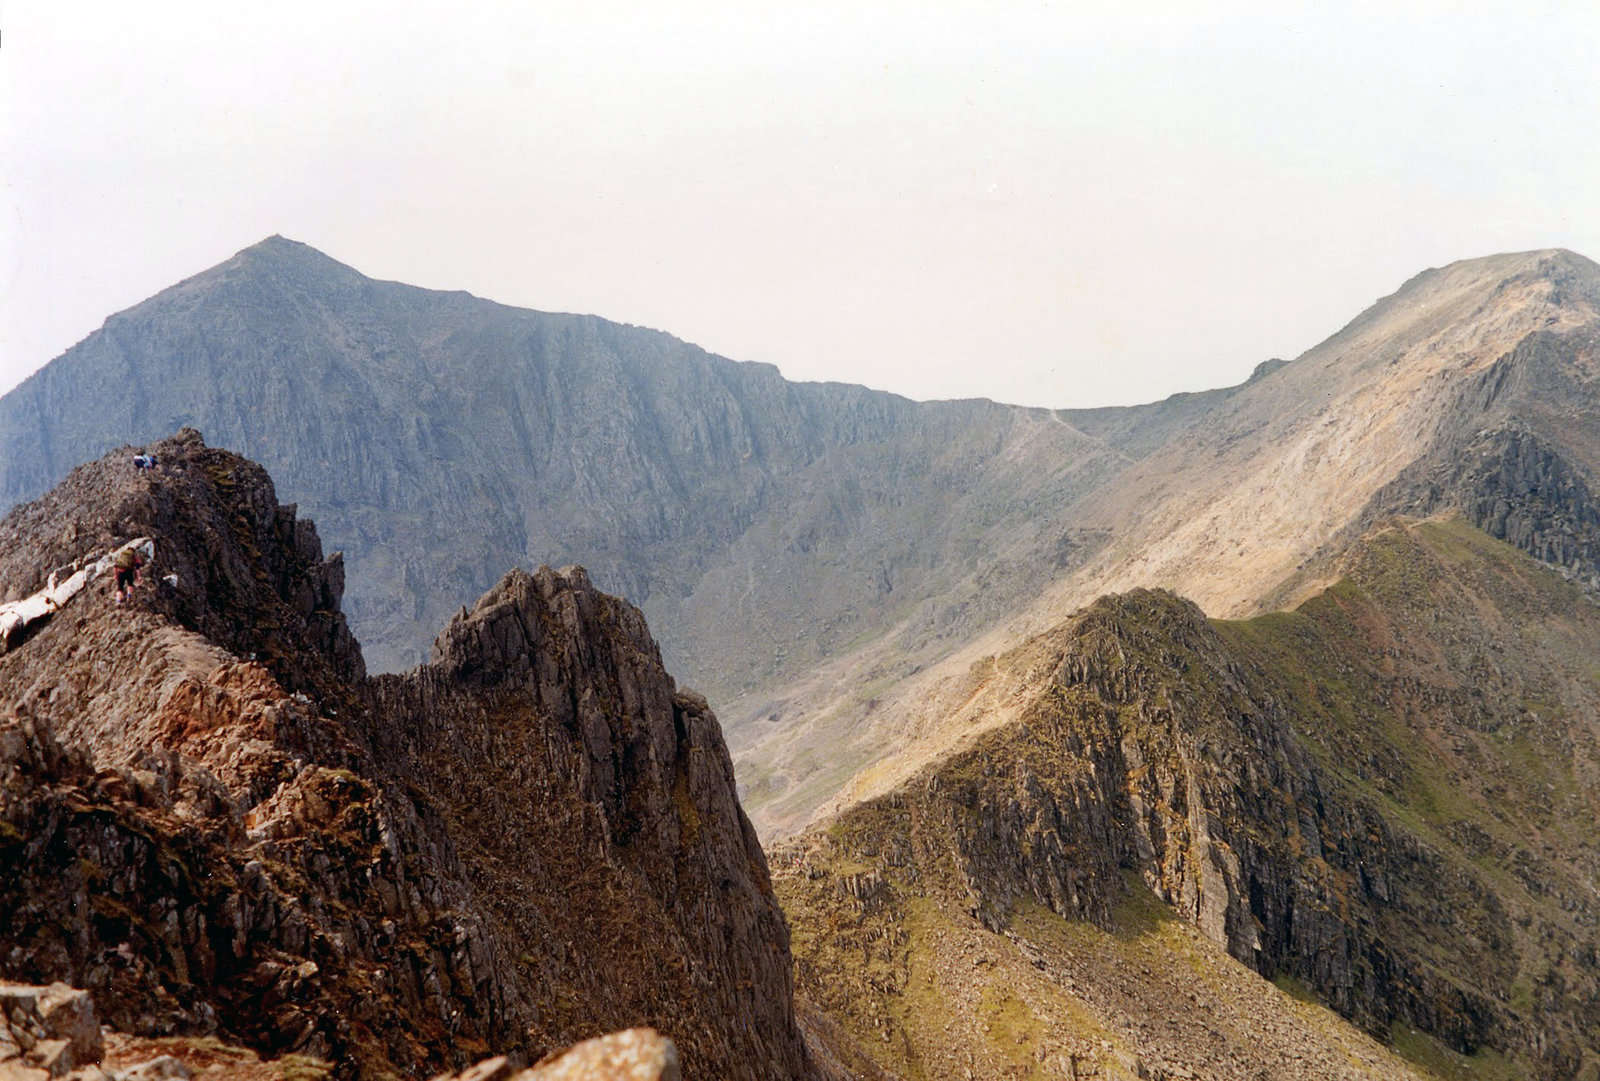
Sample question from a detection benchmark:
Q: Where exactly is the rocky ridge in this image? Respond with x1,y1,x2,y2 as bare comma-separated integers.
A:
765,247,1600,836
0,433,821,1079
7,242,1600,844
0,236,1126,708
0,236,1313,831
781,517,1600,1079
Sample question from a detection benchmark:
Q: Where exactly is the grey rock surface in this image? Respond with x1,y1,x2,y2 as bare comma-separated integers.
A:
0,237,1129,704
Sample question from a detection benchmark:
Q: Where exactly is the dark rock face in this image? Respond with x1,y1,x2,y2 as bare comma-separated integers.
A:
0,435,818,1080
1372,422,1600,585
1358,325,1600,587
0,714,450,1075
789,522,1600,1079
0,237,1124,701
365,567,811,1079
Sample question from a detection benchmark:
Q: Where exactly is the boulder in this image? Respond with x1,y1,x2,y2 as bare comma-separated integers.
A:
524,1030,679,1081
0,984,102,1079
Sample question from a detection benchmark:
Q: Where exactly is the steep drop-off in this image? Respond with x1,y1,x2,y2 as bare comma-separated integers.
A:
782,518,1600,1080
8,242,1600,836
0,432,821,1079
0,236,1126,713
764,248,1600,836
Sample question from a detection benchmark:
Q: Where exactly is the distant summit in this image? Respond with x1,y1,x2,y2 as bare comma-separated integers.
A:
5,242,1600,834
0,236,1124,702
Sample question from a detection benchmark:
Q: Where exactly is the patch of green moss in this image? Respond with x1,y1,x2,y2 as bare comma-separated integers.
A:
1389,1022,1531,1081
977,985,1049,1078
1272,973,1319,1003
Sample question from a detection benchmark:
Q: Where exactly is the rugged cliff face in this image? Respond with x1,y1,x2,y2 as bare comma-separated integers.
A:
781,518,1600,1080
0,235,1123,710
9,241,1600,839
1351,325,1600,586
0,433,820,1079
364,566,810,1077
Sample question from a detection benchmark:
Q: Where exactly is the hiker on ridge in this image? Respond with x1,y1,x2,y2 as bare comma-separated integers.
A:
111,546,144,604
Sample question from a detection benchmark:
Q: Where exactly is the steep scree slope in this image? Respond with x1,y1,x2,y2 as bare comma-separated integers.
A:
765,248,1600,836
0,433,821,1079
782,518,1600,1080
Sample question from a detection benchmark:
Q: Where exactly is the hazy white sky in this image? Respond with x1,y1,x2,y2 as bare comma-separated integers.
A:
3,1,1598,407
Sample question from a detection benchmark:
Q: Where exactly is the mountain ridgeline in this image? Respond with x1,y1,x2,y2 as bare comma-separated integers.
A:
0,236,1122,696
6,242,1600,1079
0,433,824,1079
4,240,1600,836
779,519,1600,1079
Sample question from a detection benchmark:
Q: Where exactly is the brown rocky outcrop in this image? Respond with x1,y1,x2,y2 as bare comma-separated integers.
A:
0,981,102,1078
0,978,337,1081
363,566,812,1078
0,434,819,1079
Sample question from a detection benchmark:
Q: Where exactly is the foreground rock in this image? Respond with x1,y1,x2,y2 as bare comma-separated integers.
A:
0,434,820,1079
0,982,102,1079
521,1031,677,1081
433,1030,679,1081
0,980,331,1081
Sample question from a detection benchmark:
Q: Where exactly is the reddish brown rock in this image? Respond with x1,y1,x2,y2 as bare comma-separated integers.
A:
0,435,819,1079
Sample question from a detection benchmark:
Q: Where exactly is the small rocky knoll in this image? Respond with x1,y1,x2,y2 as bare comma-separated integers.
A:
780,517,1600,1080
0,434,821,1079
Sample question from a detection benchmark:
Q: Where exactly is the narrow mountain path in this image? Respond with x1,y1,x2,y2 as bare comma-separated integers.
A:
0,537,153,652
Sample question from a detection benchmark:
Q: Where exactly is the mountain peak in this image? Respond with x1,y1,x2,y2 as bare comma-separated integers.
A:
213,235,369,290
1402,246,1600,301
1309,246,1600,364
